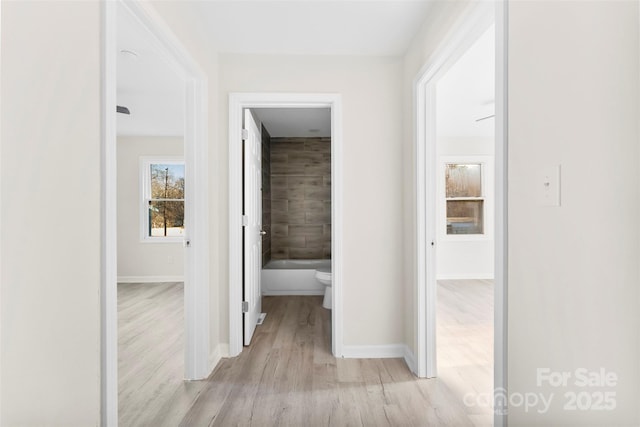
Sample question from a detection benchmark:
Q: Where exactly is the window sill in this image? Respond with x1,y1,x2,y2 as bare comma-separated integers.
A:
140,237,184,244
440,234,492,243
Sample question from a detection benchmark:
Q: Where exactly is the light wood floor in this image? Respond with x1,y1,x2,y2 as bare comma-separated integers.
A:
119,282,493,426
437,279,494,427
118,282,189,427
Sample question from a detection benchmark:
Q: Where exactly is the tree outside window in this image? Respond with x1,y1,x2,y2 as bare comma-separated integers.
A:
445,163,484,235
141,159,185,241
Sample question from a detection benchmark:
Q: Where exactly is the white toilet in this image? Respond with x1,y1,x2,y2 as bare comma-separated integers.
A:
315,266,332,309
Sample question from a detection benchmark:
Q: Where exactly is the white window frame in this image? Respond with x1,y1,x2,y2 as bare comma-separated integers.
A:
139,156,185,243
439,155,493,242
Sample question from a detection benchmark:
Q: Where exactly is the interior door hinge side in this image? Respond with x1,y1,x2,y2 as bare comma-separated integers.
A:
242,215,248,226
241,129,249,140
242,301,249,313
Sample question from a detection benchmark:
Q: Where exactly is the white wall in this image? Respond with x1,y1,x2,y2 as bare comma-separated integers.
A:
2,1,637,424
433,22,495,280
404,2,640,424
117,136,184,282
436,137,494,279
508,1,640,424
1,1,101,424
219,54,405,347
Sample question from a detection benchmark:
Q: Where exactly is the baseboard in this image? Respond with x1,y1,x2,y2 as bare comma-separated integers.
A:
117,275,184,283
262,290,324,296
341,344,408,359
403,345,417,375
436,274,494,281
208,343,229,374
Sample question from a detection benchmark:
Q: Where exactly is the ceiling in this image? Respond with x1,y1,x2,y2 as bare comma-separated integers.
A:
252,108,331,138
117,4,184,136
118,1,497,138
177,1,434,56
436,26,495,139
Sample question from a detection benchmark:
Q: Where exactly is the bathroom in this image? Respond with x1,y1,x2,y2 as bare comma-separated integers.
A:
252,107,333,319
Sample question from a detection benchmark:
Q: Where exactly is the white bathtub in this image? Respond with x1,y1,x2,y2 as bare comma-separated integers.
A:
261,259,331,295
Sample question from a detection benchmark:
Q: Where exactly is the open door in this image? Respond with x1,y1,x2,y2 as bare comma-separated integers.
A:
243,109,263,345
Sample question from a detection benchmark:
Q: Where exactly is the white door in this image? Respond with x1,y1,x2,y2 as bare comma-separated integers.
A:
243,109,263,345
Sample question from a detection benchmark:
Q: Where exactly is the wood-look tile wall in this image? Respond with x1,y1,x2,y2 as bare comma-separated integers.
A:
270,137,331,260
261,125,271,267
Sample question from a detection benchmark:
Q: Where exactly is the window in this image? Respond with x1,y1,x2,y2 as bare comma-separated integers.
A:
141,158,185,241
445,163,484,235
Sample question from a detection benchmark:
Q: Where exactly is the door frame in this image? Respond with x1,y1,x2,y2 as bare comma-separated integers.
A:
228,93,343,357
413,1,508,426
101,1,210,425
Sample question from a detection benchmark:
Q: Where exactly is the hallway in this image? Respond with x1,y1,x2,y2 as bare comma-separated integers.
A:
118,293,488,426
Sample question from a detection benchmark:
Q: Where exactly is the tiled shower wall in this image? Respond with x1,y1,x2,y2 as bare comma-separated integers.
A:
270,137,331,260
261,125,271,267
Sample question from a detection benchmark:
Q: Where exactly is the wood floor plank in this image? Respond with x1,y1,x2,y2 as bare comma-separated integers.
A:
119,281,493,426
437,279,494,425
118,282,207,427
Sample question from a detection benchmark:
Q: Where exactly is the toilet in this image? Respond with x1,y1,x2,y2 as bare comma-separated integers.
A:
315,266,332,309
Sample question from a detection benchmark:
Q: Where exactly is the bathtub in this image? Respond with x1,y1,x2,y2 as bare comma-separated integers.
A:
261,259,331,296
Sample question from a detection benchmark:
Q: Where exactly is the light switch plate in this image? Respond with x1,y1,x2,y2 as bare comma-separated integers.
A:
537,165,561,207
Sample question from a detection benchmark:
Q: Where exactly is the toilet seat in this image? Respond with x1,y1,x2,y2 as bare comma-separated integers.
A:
315,266,332,309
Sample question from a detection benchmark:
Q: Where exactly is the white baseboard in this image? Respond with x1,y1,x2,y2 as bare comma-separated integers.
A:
403,345,417,375
117,275,184,283
342,344,417,374
208,343,229,374
436,274,494,281
262,290,324,296
342,344,407,359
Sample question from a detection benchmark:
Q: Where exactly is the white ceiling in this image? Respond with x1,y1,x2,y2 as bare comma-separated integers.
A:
117,4,184,136
252,108,331,137
436,26,495,139
170,1,434,56
118,1,434,136
120,1,499,137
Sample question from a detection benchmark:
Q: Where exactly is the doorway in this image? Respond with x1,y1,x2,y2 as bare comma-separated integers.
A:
434,23,496,427
102,1,209,424
228,93,344,358
115,3,187,423
414,1,507,426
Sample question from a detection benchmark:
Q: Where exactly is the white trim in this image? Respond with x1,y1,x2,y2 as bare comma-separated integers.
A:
439,155,493,242
117,276,185,284
102,1,210,424
101,2,118,425
403,346,417,374
413,4,508,426
261,290,324,296
208,343,228,374
342,344,407,359
228,93,344,358
436,274,494,281
414,2,506,388
0,0,3,415
0,0,3,416
494,1,509,425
